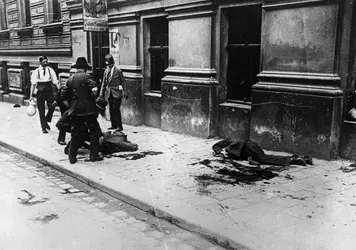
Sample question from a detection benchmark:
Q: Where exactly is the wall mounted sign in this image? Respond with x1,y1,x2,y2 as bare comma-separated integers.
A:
82,0,108,32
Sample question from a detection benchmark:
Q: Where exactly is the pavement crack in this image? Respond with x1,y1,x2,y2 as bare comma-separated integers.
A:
17,190,49,206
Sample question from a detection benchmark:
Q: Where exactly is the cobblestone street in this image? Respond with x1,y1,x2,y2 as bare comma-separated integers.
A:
0,146,225,250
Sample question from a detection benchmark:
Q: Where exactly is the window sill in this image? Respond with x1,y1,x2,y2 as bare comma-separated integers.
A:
42,22,63,34
144,92,162,98
14,26,33,37
219,102,251,110
0,29,10,39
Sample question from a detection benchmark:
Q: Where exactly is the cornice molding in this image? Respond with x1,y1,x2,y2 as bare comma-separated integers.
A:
42,22,63,34
65,0,82,11
69,18,84,29
166,1,216,20
0,46,72,56
108,0,152,8
163,67,218,85
258,71,341,82
14,26,34,37
108,13,140,26
253,82,343,97
263,0,332,10
0,29,10,39
119,65,143,79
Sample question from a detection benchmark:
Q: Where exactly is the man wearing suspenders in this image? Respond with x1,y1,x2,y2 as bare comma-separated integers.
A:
30,56,59,134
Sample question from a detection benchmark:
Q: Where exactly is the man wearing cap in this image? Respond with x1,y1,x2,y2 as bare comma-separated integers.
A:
61,57,103,164
100,54,127,131
30,56,59,134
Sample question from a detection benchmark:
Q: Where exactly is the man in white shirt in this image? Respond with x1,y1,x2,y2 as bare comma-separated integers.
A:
30,56,59,134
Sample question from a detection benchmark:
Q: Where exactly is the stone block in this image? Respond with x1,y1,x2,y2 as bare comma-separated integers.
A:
250,89,342,159
121,78,144,126
144,93,161,128
3,93,25,105
340,121,356,161
218,103,250,141
161,81,218,138
0,90,5,102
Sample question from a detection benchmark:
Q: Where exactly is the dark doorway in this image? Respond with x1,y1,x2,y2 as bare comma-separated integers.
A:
92,31,110,86
148,17,168,92
226,4,262,103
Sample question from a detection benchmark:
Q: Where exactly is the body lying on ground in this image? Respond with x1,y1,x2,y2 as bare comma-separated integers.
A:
212,139,312,166
56,110,138,156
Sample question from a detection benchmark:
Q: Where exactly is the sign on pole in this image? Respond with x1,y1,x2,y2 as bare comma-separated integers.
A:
82,0,108,32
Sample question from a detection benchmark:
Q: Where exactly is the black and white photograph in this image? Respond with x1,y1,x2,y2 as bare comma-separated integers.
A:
0,0,356,249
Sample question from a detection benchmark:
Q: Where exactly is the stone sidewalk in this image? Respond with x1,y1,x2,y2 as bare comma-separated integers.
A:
1,101,356,250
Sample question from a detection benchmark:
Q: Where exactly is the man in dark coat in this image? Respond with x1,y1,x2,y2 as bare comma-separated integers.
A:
46,86,69,145
100,54,127,131
61,57,103,164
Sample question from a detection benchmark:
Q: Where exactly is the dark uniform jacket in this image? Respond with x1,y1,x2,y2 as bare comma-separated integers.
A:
100,66,126,99
61,70,98,117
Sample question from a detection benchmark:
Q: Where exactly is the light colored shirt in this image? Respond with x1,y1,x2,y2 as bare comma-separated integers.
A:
30,65,59,88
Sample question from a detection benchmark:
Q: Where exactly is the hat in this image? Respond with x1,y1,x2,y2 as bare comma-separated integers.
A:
105,54,115,64
39,55,48,62
96,96,108,111
73,57,90,69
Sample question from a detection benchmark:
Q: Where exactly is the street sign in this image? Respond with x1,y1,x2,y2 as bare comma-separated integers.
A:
82,0,108,32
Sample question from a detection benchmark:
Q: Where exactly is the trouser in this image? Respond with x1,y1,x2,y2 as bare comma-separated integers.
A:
36,83,53,130
57,102,69,142
108,94,123,129
69,115,101,160
241,140,291,166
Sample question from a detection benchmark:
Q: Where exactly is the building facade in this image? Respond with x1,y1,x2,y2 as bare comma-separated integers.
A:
0,0,355,160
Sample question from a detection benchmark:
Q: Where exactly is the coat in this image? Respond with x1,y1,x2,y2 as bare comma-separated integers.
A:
61,70,98,117
100,130,138,155
212,139,292,166
100,65,126,99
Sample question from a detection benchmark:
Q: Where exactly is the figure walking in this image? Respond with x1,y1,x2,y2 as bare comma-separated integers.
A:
30,56,59,133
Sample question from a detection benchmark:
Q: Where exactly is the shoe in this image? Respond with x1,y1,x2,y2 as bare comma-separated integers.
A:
42,129,48,134
108,127,117,130
69,157,77,164
248,157,260,166
302,155,313,165
45,123,51,130
89,155,104,162
290,155,306,166
58,140,67,146
64,146,69,155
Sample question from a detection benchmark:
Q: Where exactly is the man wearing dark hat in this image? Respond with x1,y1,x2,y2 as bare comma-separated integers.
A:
30,55,59,133
61,57,103,164
99,54,127,131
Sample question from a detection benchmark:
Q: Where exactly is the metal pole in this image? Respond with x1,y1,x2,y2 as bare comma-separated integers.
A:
97,31,103,84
